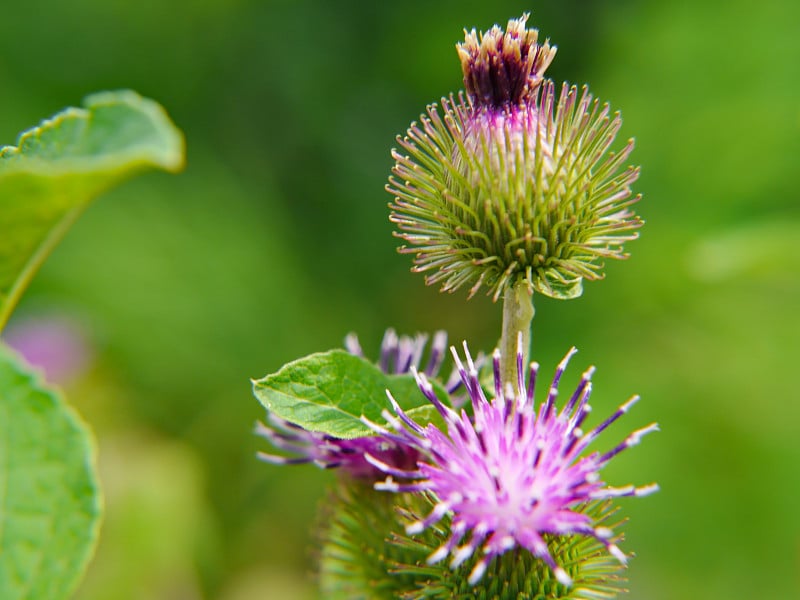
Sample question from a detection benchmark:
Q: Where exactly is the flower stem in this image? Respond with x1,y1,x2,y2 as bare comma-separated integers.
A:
500,280,535,384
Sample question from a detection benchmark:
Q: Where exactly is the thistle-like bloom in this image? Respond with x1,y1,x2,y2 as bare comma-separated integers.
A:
363,341,658,585
255,329,464,477
388,13,642,300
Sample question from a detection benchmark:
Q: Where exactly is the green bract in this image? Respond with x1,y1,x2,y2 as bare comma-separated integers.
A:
319,481,628,600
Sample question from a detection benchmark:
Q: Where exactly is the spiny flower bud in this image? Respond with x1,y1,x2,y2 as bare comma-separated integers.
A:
388,14,642,301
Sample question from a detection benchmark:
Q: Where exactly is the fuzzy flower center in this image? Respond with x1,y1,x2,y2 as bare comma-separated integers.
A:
457,12,556,108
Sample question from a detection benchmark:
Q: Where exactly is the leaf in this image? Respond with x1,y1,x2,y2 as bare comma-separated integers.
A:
0,90,185,330
686,217,800,283
252,350,448,439
0,345,101,600
404,404,447,433
535,269,584,300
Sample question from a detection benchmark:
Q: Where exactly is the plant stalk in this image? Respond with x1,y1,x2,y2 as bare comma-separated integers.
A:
499,280,535,385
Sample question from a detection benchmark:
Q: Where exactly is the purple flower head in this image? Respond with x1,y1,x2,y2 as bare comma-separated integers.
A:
255,415,420,478
389,14,642,301
256,329,470,477
363,339,658,585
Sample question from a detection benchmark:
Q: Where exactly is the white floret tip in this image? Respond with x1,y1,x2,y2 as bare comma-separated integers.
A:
555,567,573,586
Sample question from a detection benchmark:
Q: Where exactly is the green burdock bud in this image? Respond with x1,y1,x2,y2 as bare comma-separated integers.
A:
388,13,642,301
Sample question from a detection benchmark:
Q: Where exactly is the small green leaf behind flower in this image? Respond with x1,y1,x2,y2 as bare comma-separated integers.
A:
252,350,449,439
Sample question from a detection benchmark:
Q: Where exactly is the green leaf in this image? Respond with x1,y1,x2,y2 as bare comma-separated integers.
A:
404,404,447,432
252,350,448,439
535,270,584,300
0,345,101,600
0,90,185,330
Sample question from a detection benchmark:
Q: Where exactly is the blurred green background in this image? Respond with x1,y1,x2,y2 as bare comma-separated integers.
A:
1,0,798,598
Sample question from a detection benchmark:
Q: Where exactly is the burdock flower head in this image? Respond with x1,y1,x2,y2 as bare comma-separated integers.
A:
364,339,658,586
388,13,642,300
255,329,466,477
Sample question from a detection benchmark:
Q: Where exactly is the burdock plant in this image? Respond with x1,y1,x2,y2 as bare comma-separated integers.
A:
388,13,641,380
253,13,655,599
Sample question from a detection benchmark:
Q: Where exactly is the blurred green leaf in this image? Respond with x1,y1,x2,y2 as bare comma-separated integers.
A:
686,217,800,283
252,350,447,439
0,90,185,330
0,346,101,600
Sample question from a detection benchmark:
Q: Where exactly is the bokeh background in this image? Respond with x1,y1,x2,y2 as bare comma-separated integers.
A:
1,0,798,598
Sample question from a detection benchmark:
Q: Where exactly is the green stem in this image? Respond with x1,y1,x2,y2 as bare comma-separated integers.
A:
499,280,535,385
0,205,86,333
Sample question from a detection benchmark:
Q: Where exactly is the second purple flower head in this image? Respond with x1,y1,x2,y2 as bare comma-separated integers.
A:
364,338,658,586
255,329,468,478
